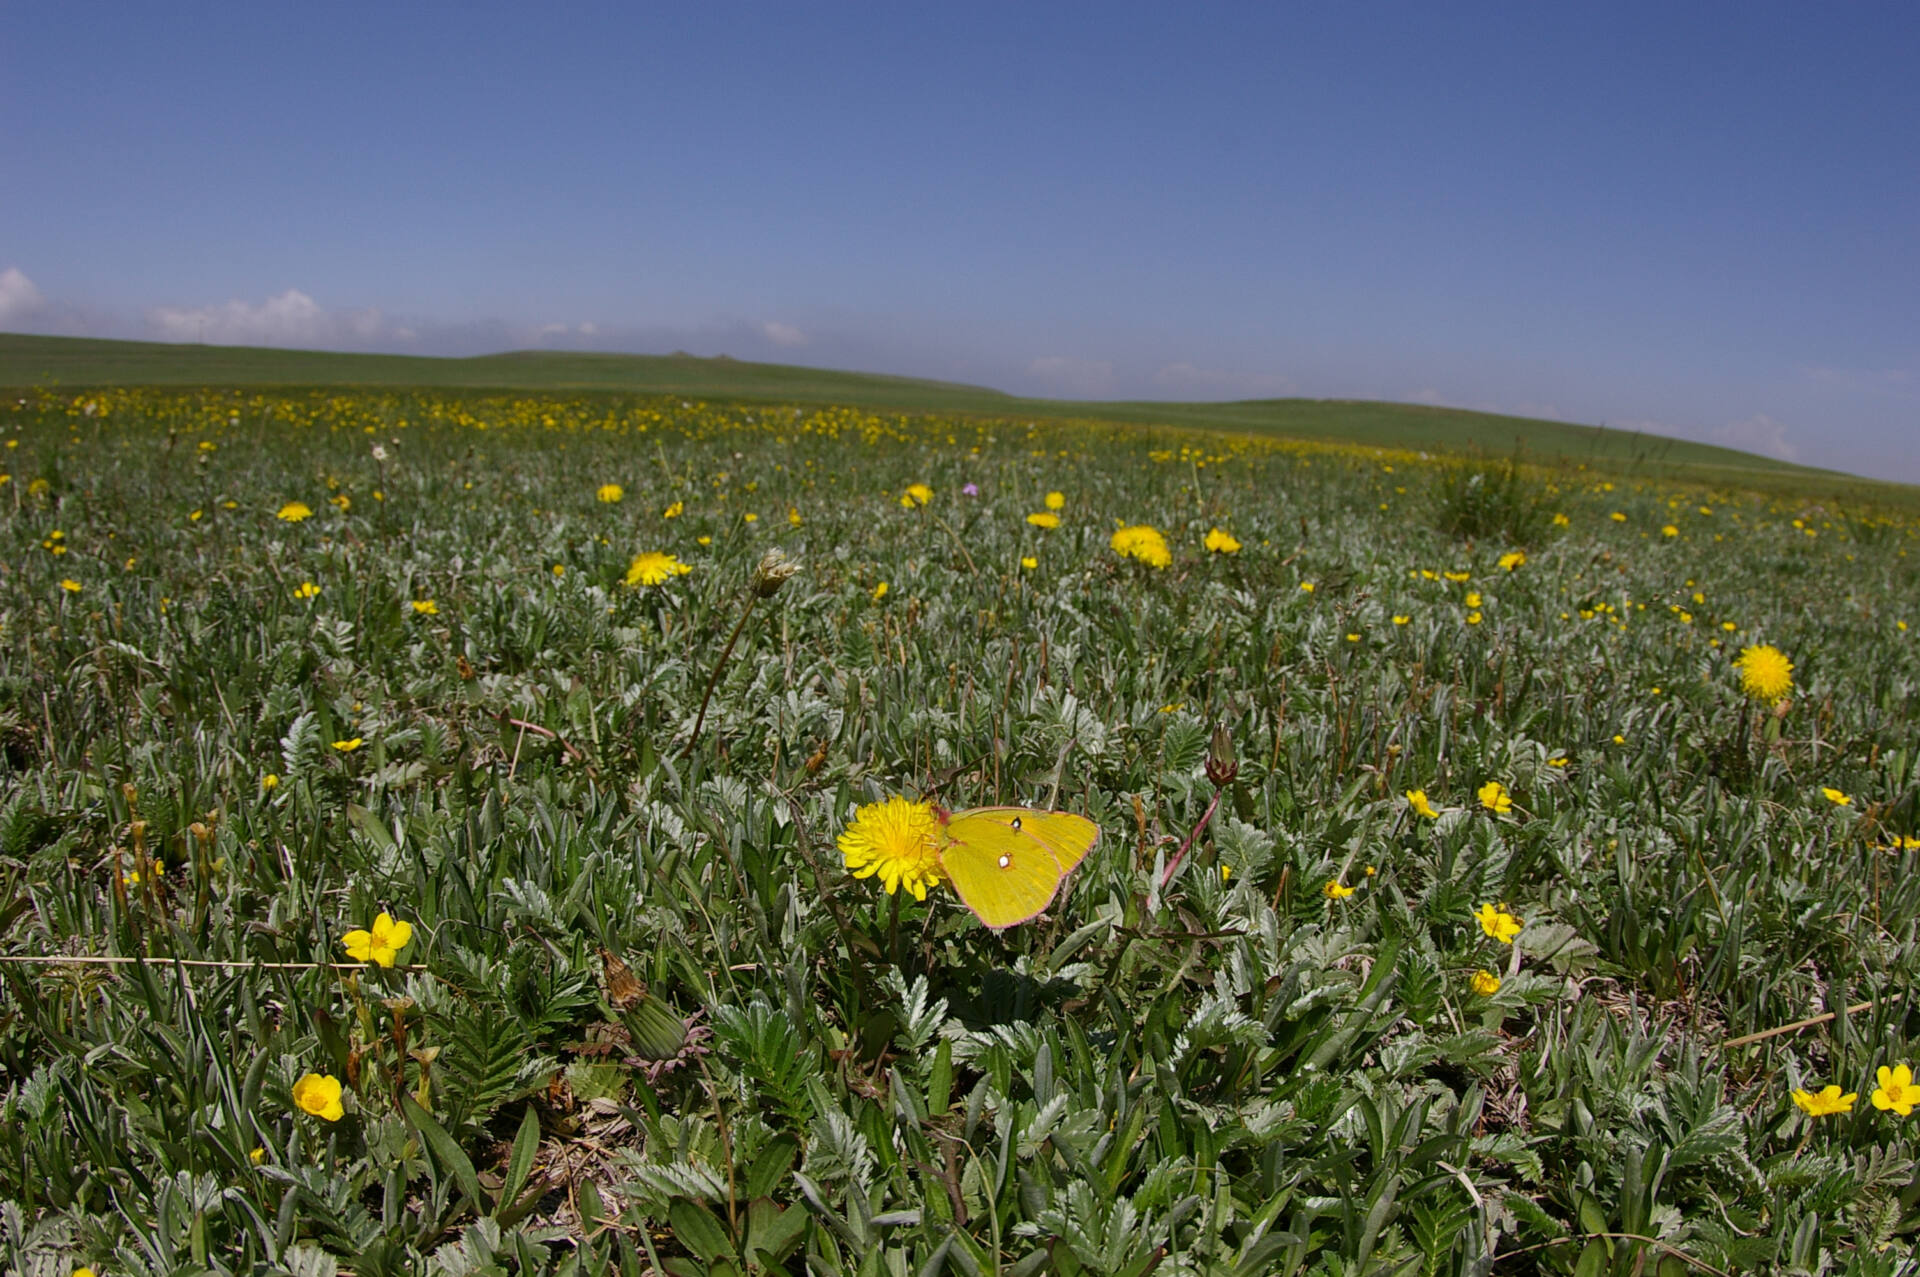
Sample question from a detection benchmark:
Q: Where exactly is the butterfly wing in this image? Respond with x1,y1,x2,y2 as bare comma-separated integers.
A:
939,808,1099,930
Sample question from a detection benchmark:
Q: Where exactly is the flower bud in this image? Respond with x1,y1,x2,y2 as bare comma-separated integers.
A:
1205,724,1238,787
750,549,800,598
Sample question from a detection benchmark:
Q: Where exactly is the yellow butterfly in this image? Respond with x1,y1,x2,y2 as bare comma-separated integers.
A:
934,806,1099,930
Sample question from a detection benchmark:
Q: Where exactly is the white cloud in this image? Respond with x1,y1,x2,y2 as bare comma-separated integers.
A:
1712,413,1798,462
761,321,807,349
1150,361,1294,399
0,267,46,325
145,289,386,347
1025,355,1116,397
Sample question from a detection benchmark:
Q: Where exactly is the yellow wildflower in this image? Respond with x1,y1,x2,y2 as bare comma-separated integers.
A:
1497,550,1526,571
292,581,320,600
1110,525,1172,568
1734,644,1793,704
837,796,945,900
1477,782,1512,813
1792,1084,1856,1117
411,599,439,615
1822,787,1851,807
1323,879,1354,899
1473,903,1523,944
872,581,889,600
903,483,933,506
277,501,313,522
1026,512,1061,528
1469,970,1502,996
1405,790,1438,819
1873,1064,1918,1117
341,912,413,967
332,738,363,752
292,1073,345,1122
1204,527,1241,554
60,579,81,593
1392,614,1410,626
1020,556,1038,570
625,551,693,587
663,501,684,518
1044,491,1065,510
597,483,624,503
261,773,279,791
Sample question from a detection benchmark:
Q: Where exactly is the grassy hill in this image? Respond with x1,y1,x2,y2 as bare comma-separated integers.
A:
0,330,1866,491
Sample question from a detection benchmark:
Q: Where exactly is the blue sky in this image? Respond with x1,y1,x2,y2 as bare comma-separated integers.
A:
4,3,1917,477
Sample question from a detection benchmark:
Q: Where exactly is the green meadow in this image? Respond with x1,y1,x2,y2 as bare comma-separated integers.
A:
1,373,1918,1275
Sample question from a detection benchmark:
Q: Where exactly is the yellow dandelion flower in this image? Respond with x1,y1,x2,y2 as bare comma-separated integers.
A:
1873,1064,1918,1116
341,911,413,967
1026,511,1061,528
59,578,81,593
663,501,683,518
1204,527,1241,554
1478,781,1513,813
625,551,693,587
903,483,933,506
1469,970,1502,996
837,796,945,900
1465,592,1482,608
1609,511,1627,522
1497,550,1526,571
1661,524,1679,537
1792,1084,1856,1117
596,483,625,503
292,1073,345,1122
1110,525,1172,568
277,501,313,522
1473,903,1523,944
1734,644,1793,704
1044,491,1065,510
1405,789,1438,819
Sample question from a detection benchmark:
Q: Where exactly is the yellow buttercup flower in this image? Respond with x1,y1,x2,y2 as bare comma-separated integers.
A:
1026,511,1061,528
1204,527,1241,554
1020,556,1038,570
1822,787,1851,807
596,483,625,503
292,581,320,600
663,501,683,519
1469,970,1502,996
1791,1084,1856,1117
1299,581,1314,593
1734,644,1793,705
1497,550,1526,571
1477,781,1513,813
411,599,439,615
341,911,413,967
1872,1064,1917,1116
292,1073,345,1121
1405,789,1438,819
1044,491,1065,510
277,501,313,522
837,796,945,900
1110,525,1171,568
332,738,363,752
261,773,279,790
1392,615,1410,626
1323,879,1354,899
1474,903,1523,944
625,551,693,587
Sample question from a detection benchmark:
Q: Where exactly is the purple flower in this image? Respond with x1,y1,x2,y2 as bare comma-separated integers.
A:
962,483,979,496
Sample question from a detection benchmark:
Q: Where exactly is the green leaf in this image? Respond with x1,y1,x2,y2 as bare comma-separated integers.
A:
401,1093,485,1208
669,1196,738,1267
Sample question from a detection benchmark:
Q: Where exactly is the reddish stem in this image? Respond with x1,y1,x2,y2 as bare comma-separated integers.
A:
1160,788,1222,888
